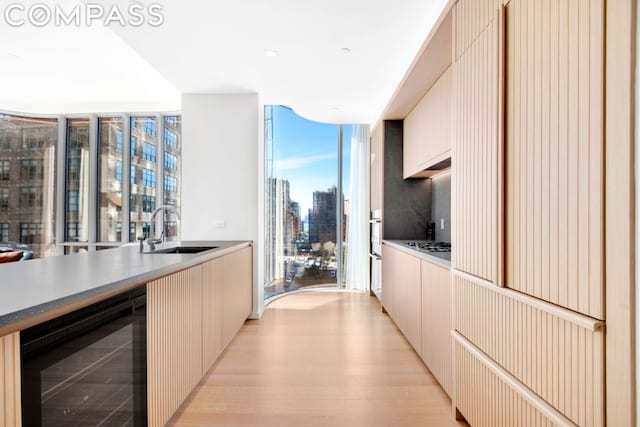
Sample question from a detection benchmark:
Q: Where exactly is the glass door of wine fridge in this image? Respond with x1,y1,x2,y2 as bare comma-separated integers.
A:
21,287,147,427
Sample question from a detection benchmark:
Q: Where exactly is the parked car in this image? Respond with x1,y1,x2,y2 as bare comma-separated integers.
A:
0,242,34,261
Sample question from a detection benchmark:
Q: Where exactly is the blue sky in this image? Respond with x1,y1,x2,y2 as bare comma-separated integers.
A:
270,106,351,217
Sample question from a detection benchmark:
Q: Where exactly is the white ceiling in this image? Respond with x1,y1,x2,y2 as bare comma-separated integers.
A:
0,0,181,115
0,0,448,124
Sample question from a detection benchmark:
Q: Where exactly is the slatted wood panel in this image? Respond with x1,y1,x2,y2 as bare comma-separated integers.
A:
604,0,636,424
222,246,253,348
202,258,224,373
504,0,605,319
454,0,503,60
454,272,604,426
381,245,422,353
420,261,452,397
403,254,422,353
454,333,575,427
148,266,204,427
381,244,397,318
403,66,452,178
370,124,383,212
0,333,20,427
452,13,499,282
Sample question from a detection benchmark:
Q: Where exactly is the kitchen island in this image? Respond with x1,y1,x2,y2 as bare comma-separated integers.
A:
0,240,253,427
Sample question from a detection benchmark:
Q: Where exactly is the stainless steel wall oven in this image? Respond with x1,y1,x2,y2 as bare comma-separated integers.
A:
370,209,382,300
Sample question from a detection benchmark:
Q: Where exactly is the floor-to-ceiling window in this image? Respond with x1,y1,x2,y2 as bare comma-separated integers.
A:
98,117,124,243
0,112,181,259
130,116,157,242
162,116,181,241
0,114,57,258
65,119,91,253
264,106,351,299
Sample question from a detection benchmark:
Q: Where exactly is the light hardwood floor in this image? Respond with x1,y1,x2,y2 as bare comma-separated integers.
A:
169,291,464,427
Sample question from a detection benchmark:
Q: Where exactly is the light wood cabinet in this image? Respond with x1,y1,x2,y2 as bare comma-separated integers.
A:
403,257,422,353
202,257,224,372
504,0,605,320
381,245,394,318
370,124,383,212
452,6,501,283
147,265,204,427
420,261,452,397
383,245,454,396
454,0,503,62
454,333,576,427
381,244,399,330
0,332,21,427
403,66,452,178
396,0,628,424
222,246,253,347
147,246,253,427
381,245,421,352
454,271,605,426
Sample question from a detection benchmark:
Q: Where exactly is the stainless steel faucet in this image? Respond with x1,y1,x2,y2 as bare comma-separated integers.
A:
145,205,181,251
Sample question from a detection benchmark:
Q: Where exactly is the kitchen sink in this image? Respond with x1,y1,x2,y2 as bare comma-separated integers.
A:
150,246,218,254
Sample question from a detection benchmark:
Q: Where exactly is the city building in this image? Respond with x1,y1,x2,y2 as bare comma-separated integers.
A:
0,114,182,257
264,177,301,283
0,1,635,426
0,115,57,258
309,186,339,244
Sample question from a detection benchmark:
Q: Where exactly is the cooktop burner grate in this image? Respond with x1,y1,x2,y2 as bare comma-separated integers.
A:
403,241,452,252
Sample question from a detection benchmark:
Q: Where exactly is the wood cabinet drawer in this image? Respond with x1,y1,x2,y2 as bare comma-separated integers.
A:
454,272,604,427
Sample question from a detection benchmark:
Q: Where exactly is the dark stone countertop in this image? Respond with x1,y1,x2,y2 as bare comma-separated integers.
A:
0,240,251,336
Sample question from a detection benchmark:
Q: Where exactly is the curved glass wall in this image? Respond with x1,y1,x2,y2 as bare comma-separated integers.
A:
264,106,352,299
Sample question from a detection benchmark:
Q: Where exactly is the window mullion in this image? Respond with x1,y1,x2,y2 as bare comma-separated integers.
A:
55,115,66,255
155,114,164,239
88,115,98,249
336,124,344,288
122,114,131,243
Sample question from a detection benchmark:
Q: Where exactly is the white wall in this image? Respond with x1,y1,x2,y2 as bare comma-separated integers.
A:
181,93,264,317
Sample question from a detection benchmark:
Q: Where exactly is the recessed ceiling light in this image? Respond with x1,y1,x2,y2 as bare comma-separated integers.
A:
340,48,351,54
265,50,279,57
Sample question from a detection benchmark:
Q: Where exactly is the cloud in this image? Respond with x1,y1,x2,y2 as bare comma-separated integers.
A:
275,153,336,171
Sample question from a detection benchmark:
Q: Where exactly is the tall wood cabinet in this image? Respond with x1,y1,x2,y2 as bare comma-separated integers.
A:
450,0,610,425
452,6,501,284
373,0,630,423
504,0,605,320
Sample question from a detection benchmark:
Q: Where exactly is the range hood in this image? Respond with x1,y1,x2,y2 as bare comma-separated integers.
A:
407,157,451,179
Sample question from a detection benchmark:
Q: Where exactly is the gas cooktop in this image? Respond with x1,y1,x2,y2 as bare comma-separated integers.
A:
403,241,452,253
